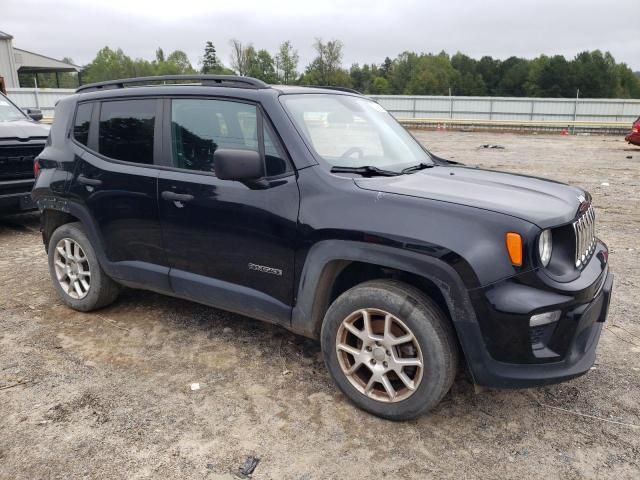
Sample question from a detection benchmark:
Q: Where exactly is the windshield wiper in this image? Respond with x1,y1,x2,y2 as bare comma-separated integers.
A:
401,162,436,174
330,165,400,177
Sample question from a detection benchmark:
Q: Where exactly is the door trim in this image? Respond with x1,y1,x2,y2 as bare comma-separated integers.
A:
170,268,292,327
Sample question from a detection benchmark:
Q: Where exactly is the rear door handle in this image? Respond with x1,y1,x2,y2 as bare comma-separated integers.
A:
161,191,194,203
77,174,102,186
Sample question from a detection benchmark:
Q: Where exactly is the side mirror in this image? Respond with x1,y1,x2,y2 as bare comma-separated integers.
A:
25,108,43,122
214,149,264,181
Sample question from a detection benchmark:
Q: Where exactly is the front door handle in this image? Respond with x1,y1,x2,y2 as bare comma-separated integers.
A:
161,191,194,203
77,174,102,186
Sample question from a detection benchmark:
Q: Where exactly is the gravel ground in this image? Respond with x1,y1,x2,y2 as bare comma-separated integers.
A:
1,131,639,480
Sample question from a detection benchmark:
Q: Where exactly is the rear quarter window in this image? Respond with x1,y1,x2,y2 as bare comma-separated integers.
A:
73,103,93,146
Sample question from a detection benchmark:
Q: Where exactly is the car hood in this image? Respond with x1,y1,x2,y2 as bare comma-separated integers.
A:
355,166,587,228
0,119,49,140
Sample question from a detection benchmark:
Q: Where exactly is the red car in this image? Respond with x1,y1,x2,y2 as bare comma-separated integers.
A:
625,117,640,146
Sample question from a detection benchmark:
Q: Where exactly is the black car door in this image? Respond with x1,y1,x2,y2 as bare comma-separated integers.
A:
157,97,299,325
69,98,169,292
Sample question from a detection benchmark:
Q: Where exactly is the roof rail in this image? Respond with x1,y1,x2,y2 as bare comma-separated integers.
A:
76,75,269,93
307,85,361,95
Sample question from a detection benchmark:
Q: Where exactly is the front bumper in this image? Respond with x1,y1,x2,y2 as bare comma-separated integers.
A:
460,240,612,389
0,179,37,213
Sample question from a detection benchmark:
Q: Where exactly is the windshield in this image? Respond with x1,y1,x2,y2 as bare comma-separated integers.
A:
280,94,432,171
0,95,27,122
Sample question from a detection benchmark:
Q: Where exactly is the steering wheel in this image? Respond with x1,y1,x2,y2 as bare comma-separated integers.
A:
339,147,364,160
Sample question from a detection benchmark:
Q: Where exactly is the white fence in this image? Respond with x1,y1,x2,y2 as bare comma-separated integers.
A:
6,88,75,116
369,95,640,124
6,88,640,126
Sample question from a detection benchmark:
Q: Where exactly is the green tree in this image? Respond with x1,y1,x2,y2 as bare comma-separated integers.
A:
571,50,618,98
248,49,277,83
349,63,374,92
155,48,165,64
201,41,225,74
165,50,195,74
389,52,420,94
454,72,486,96
370,76,390,94
83,47,135,83
476,56,501,95
496,57,530,96
151,47,195,75
63,44,640,98
536,55,573,97
275,40,299,84
379,57,393,80
616,63,640,98
404,52,458,95
302,38,346,86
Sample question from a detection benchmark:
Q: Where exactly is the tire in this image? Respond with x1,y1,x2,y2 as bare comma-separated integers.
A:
47,222,120,311
321,279,458,420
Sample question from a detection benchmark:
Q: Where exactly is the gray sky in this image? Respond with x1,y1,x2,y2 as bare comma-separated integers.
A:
3,0,639,70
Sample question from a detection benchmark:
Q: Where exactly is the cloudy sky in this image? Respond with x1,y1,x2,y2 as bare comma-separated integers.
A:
3,0,639,70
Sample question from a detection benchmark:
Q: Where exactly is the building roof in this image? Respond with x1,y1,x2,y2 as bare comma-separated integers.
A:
13,48,81,73
0,31,13,40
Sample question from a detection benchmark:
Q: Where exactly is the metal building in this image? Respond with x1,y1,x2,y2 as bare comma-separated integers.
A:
0,30,81,90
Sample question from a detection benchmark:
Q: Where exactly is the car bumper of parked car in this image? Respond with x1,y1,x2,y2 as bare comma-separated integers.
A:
625,132,640,146
0,179,37,213
460,240,613,389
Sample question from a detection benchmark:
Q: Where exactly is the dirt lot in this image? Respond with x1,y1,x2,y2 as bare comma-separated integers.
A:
1,131,639,480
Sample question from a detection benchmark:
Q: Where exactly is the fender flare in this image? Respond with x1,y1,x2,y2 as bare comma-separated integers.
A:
291,240,477,337
41,199,111,271
291,239,495,385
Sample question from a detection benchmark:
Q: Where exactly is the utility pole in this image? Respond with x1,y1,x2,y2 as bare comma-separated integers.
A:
572,88,580,134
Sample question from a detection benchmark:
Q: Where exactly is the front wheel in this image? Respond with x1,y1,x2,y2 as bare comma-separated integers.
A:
321,279,458,420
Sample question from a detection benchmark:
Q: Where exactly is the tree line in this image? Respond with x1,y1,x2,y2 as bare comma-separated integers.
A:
25,39,640,98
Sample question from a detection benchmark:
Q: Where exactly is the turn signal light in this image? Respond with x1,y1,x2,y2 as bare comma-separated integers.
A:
505,232,523,266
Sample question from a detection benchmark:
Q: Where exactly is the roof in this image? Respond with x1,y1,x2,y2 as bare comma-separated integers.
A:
0,31,13,40
13,48,81,73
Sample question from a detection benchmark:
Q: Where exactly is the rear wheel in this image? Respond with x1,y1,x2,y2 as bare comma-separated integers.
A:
48,222,120,311
321,279,458,420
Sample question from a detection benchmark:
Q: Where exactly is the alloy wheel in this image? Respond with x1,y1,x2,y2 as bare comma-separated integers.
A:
53,238,91,299
336,308,424,402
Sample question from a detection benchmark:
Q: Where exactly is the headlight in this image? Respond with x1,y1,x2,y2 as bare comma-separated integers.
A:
538,229,552,267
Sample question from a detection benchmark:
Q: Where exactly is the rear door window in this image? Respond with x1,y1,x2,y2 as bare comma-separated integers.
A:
98,99,156,164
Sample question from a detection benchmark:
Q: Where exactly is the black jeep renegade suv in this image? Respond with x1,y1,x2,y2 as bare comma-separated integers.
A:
32,75,613,420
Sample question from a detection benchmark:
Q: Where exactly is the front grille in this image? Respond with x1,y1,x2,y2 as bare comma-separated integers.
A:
0,144,44,180
573,205,596,268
